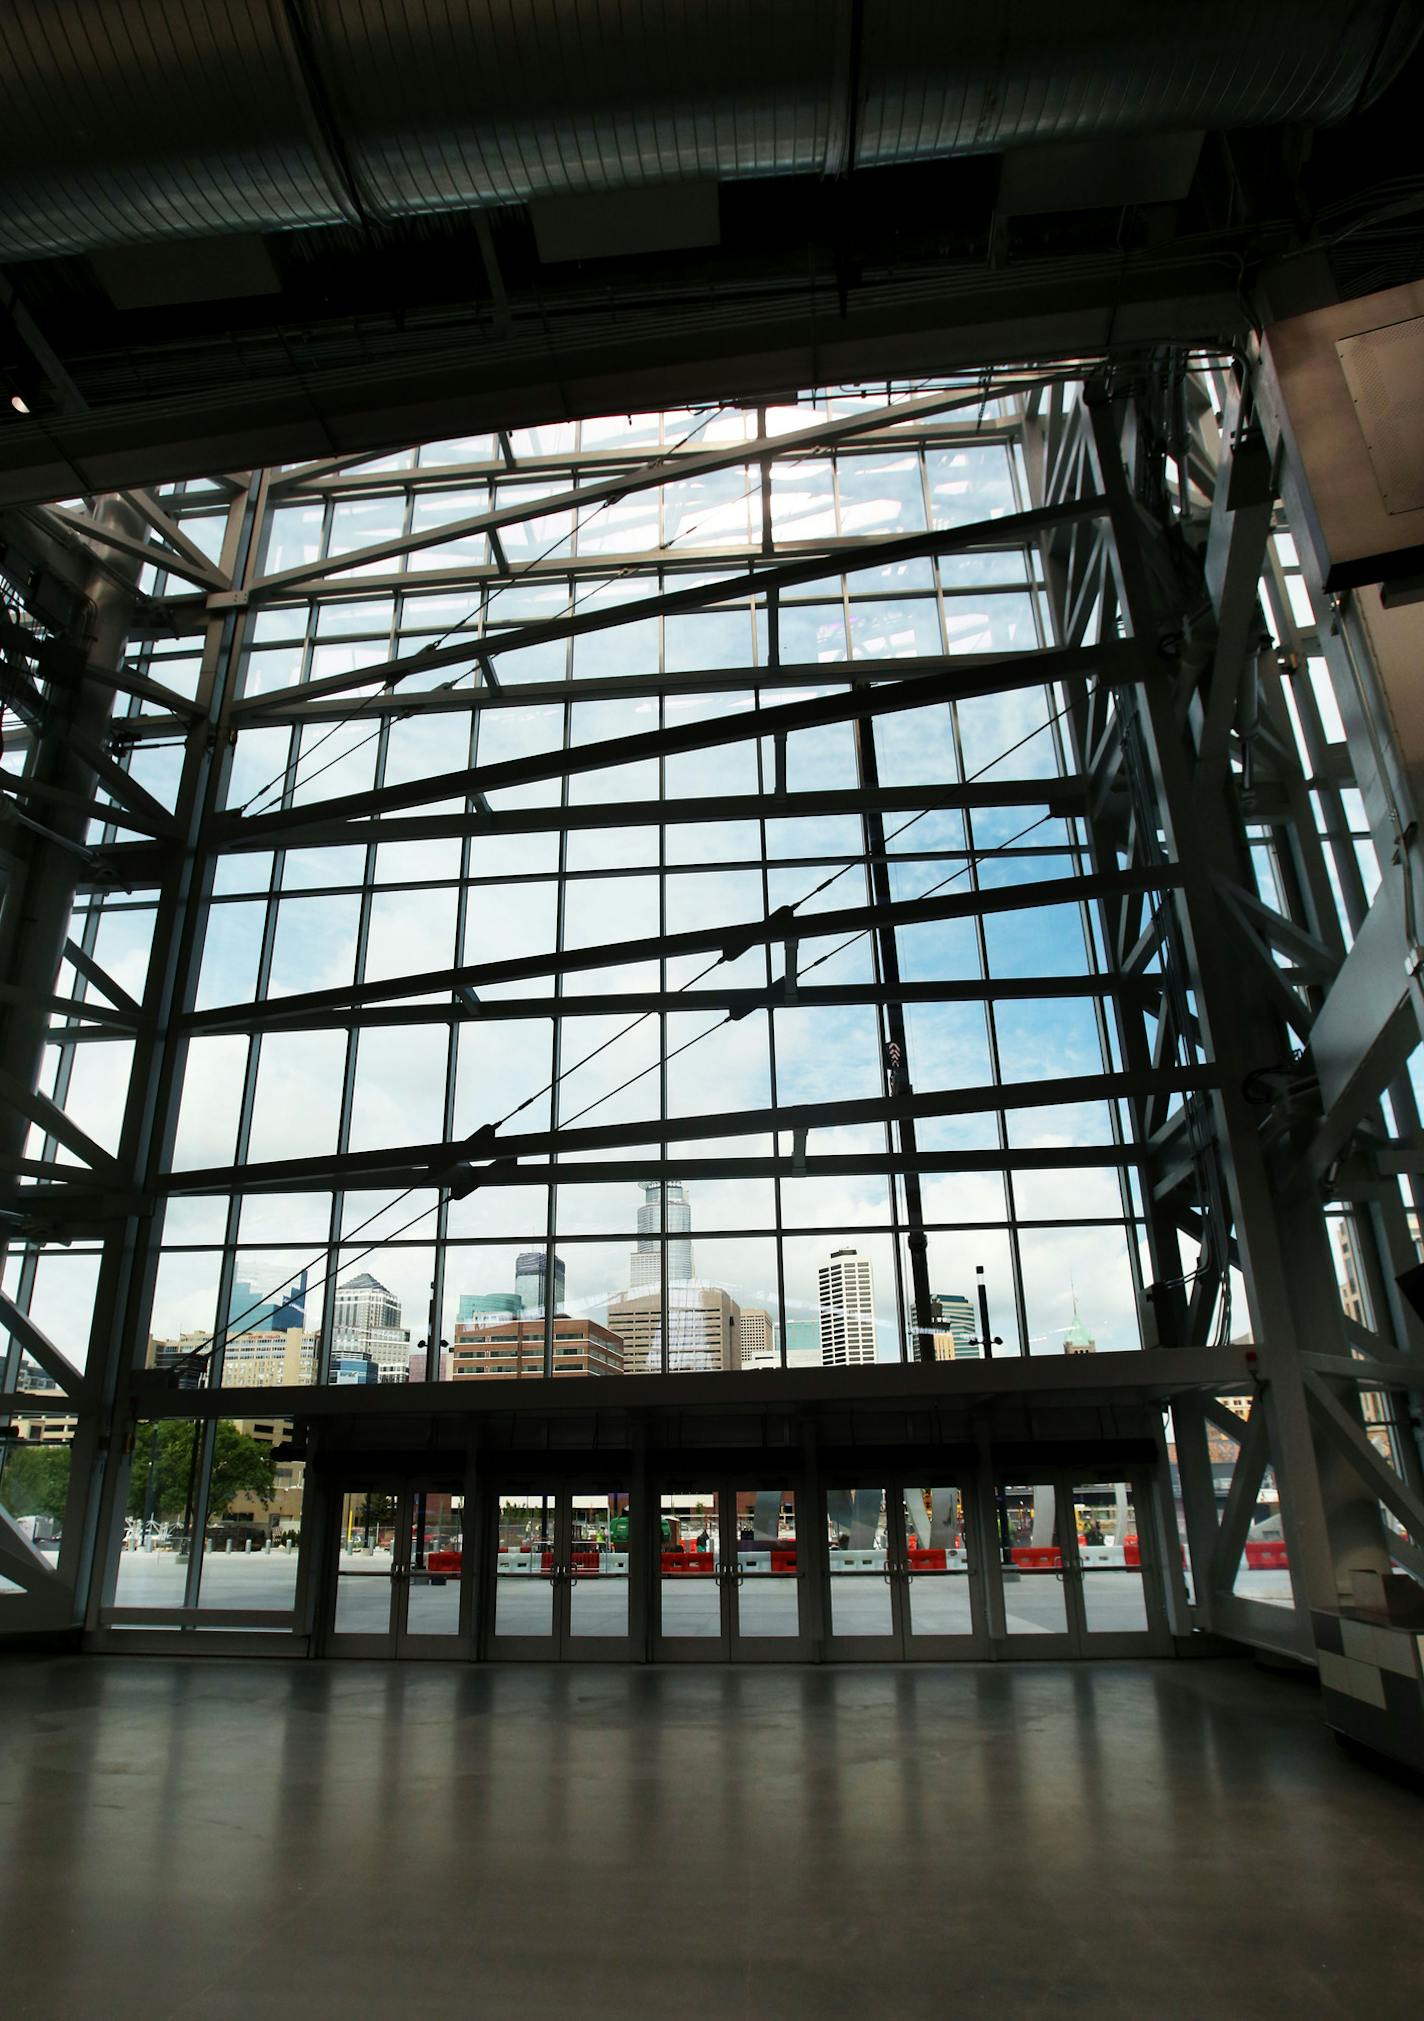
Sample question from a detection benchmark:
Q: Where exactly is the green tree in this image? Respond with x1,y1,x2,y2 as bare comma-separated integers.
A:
127,1420,275,1527
0,1443,71,1523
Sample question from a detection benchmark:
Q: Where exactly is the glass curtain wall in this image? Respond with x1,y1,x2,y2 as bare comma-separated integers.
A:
9,386,1148,1431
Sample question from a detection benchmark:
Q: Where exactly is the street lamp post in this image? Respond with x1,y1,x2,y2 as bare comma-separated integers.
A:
973,1267,1015,1566
141,1422,161,1548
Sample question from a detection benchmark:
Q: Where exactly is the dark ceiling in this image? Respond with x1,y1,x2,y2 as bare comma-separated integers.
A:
0,2,1420,505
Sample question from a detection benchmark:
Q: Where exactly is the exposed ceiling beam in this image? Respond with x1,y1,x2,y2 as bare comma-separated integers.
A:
249,377,1063,594
228,494,1105,719
222,630,1126,845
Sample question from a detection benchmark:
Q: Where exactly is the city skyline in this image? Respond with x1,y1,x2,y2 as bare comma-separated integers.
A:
140,1179,1111,1385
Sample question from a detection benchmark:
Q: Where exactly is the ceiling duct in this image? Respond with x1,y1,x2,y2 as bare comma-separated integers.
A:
0,0,1417,260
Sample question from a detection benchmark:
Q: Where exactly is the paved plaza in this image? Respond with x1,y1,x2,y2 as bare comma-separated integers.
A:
104,1547,1297,1642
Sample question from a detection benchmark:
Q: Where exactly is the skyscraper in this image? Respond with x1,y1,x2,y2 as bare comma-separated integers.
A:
739,1307,776,1369
629,1179,693,1288
515,1250,565,1315
330,1272,410,1383
606,1282,741,1374
929,1290,979,1359
818,1248,878,1367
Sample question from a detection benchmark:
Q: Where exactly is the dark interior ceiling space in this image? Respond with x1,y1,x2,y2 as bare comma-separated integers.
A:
0,0,1421,504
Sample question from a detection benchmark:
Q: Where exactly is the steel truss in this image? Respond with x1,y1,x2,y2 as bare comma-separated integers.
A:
0,370,1419,1724
1027,361,1424,1664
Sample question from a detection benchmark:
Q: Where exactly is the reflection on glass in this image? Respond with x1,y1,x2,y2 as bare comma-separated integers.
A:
827,1485,892,1638
494,1491,556,1637
902,1485,974,1638
1000,1481,1068,1635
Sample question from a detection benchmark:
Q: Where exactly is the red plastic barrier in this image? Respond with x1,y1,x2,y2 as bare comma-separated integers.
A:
541,1549,554,1573
1245,1539,1289,1570
426,1550,462,1574
1123,1535,1140,1568
771,1550,797,1573
1011,1544,1063,1570
662,1550,714,1574
570,1548,601,1572
907,1548,948,1570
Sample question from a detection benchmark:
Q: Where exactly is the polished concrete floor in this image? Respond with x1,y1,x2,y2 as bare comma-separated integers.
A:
1,1656,1419,2019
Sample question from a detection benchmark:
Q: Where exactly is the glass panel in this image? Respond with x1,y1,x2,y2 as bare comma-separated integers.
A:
112,1419,203,1608
1071,1481,1149,1634
568,1489,629,1639
902,1486,975,1638
405,1487,462,1635
197,1418,301,1608
999,1481,1069,1634
658,1488,722,1637
1230,1447,1295,1611
494,1491,556,1636
827,1485,892,1638
333,1488,397,1636
0,1437,69,1579
734,1486,800,1638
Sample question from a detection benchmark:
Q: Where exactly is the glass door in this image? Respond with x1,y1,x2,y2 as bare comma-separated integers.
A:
565,1486,635,1659
727,1482,807,1661
400,1484,467,1654
653,1479,807,1660
1062,1475,1167,1654
989,1472,1169,1656
825,1482,897,1657
992,1478,1074,1654
488,1483,636,1660
490,1487,563,1658
653,1482,729,1660
897,1483,984,1657
326,1479,468,1657
824,1481,986,1659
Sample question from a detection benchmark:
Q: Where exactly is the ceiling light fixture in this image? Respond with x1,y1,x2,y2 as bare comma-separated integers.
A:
9,394,30,414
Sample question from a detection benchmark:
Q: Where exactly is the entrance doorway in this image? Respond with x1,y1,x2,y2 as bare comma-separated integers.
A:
992,1473,1170,1655
486,1483,635,1660
323,1478,469,1657
823,1481,986,1658
653,1479,809,1661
